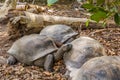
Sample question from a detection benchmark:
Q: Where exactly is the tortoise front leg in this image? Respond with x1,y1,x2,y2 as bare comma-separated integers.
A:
44,54,54,72
7,55,17,65
54,43,72,61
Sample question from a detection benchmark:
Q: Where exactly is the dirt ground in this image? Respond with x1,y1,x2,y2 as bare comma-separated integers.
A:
0,2,120,80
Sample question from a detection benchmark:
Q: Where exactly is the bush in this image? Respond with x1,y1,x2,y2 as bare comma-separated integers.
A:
82,0,120,25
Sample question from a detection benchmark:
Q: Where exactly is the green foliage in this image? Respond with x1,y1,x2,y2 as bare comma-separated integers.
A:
114,13,120,25
82,0,120,26
86,19,90,27
90,11,107,22
82,3,95,9
47,0,58,6
96,0,105,5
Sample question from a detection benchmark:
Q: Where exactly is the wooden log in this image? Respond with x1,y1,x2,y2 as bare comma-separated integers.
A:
0,0,17,18
0,2,46,24
7,11,120,40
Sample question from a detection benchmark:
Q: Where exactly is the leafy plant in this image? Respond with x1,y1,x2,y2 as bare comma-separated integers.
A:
47,0,58,6
82,0,120,25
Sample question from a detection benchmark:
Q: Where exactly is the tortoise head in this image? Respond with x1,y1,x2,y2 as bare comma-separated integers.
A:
61,32,78,44
61,43,72,52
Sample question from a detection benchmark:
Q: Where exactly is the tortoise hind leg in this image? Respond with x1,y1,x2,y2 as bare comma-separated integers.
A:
44,54,54,72
7,56,17,65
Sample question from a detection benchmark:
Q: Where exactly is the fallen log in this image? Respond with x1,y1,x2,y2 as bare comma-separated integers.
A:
0,0,17,18
7,11,119,40
0,5,46,24
0,0,46,24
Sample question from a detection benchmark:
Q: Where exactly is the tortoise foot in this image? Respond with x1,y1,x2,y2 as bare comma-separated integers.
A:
7,56,17,65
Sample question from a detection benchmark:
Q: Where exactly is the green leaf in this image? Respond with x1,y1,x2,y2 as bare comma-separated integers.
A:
96,0,105,5
90,11,107,22
47,0,58,6
89,7,108,13
88,0,93,4
88,7,97,13
86,20,90,27
114,13,120,25
82,3,95,9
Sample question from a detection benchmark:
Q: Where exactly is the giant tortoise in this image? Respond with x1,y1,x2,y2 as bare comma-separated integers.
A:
72,56,120,80
63,36,106,77
7,34,72,71
40,24,78,47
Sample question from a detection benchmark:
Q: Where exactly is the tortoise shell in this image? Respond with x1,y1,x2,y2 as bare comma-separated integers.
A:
64,36,106,76
40,24,78,44
72,56,120,80
7,34,58,65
